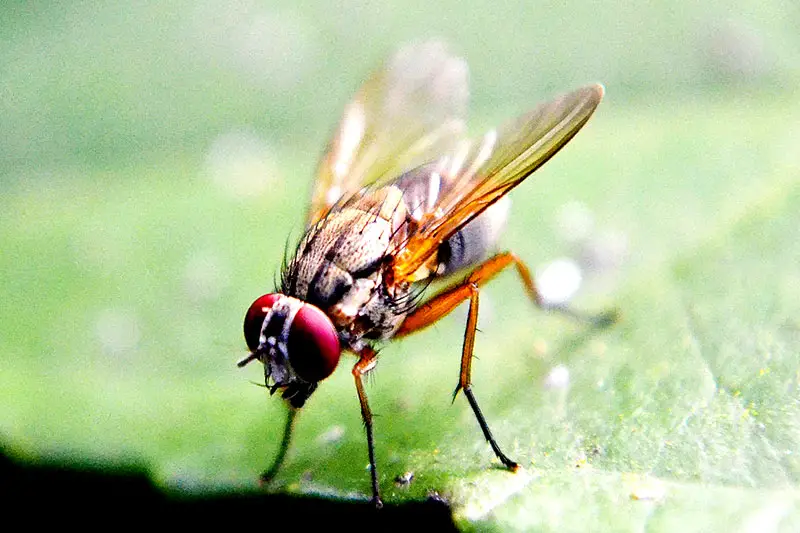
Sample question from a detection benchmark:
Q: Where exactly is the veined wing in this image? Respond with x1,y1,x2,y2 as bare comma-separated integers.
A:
308,41,469,226
391,84,604,281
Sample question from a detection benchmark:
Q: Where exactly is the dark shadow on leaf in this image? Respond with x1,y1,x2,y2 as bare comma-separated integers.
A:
0,445,457,531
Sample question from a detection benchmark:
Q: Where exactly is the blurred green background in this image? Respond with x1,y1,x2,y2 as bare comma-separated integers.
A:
2,1,799,530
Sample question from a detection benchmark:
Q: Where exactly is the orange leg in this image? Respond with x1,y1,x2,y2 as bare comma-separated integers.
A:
396,252,539,470
396,252,539,338
352,346,383,508
396,251,614,338
395,251,614,471
458,282,519,469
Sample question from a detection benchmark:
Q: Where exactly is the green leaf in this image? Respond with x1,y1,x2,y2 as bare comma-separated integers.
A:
2,3,800,530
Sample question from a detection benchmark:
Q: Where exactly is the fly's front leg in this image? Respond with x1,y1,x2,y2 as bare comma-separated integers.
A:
352,346,383,508
260,405,297,485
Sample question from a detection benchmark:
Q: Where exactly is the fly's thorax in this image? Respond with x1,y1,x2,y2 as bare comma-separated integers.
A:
283,186,411,334
289,208,390,312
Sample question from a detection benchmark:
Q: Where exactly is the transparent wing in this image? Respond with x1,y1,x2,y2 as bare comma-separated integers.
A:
391,84,604,281
307,41,469,226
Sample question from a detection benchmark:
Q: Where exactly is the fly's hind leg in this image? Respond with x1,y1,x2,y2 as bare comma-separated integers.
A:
395,251,616,470
397,251,614,338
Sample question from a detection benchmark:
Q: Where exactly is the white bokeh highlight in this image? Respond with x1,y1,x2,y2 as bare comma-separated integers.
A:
205,129,278,199
536,258,583,307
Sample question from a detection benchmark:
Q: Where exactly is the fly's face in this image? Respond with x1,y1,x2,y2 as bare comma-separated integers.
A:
240,293,341,407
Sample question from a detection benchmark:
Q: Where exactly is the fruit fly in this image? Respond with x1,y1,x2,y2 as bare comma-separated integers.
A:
238,42,608,507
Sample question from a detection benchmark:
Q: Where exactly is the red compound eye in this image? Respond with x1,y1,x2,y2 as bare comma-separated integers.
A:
287,304,341,383
243,293,281,352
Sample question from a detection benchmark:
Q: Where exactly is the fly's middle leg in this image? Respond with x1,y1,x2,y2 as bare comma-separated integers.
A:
395,252,535,470
352,346,383,508
396,251,616,470
457,281,519,469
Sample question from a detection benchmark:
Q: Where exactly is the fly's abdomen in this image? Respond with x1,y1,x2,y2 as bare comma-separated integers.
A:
437,196,510,276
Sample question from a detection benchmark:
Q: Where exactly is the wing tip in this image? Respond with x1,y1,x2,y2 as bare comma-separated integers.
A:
566,83,605,108
589,82,605,102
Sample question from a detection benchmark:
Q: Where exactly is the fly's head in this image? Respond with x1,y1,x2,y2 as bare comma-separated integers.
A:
239,294,341,408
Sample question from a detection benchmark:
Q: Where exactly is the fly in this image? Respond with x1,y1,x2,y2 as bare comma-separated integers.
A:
238,41,613,508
